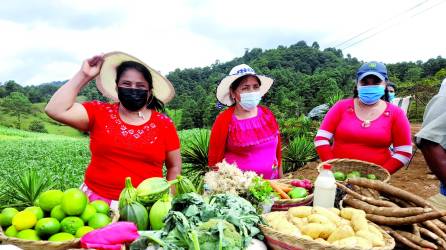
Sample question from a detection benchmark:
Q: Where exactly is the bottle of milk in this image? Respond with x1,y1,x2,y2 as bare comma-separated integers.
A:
313,164,337,208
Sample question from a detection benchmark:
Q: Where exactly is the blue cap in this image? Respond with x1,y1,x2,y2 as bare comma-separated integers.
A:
356,61,388,82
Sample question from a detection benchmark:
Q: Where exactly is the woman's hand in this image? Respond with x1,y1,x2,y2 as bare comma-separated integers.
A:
81,55,104,79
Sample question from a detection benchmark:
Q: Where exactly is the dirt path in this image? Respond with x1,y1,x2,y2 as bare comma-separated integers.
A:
287,123,440,199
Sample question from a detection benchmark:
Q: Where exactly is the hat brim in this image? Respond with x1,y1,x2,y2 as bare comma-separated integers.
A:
216,73,274,106
96,51,175,104
357,71,385,82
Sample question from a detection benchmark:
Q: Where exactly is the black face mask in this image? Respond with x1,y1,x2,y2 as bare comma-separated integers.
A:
117,87,149,111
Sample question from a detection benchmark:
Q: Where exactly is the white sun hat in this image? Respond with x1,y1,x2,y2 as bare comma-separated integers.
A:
216,64,274,106
95,51,175,104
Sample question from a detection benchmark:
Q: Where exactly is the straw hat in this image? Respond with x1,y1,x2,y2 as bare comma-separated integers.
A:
96,51,175,103
216,64,274,106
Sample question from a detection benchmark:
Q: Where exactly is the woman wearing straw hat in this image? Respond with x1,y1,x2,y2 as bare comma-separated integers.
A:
208,64,282,179
45,52,181,207
314,62,412,174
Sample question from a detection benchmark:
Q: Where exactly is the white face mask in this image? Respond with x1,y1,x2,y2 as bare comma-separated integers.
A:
239,91,261,111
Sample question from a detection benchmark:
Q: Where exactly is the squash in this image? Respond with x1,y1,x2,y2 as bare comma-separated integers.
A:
137,177,178,205
149,194,172,230
119,177,138,209
119,201,149,230
175,175,197,195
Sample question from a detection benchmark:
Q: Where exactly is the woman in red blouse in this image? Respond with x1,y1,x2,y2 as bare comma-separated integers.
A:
45,52,181,207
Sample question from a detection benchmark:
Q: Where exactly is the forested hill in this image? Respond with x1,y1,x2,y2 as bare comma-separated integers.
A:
1,40,446,130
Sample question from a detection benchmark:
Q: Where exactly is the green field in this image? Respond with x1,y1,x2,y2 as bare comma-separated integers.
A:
0,126,204,205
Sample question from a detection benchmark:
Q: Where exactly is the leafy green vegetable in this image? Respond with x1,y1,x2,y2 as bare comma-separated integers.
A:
196,219,243,250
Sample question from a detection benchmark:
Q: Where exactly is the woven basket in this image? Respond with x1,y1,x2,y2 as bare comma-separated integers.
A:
260,222,395,250
271,179,313,211
317,159,391,183
0,210,119,250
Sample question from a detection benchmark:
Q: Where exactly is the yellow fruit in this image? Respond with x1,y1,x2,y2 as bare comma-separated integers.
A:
16,229,40,241
38,190,64,212
4,225,18,237
35,218,61,237
12,211,37,230
80,205,96,222
48,232,75,242
88,213,111,229
75,226,94,238
61,189,88,216
0,208,19,227
60,217,84,235
50,205,66,221
24,206,44,220
90,200,110,214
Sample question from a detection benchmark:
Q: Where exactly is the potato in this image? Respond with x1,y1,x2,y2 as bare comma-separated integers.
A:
307,214,331,224
356,230,385,247
340,207,366,220
276,221,301,237
300,235,313,241
330,207,341,215
334,236,373,249
327,225,355,243
351,213,368,232
314,238,328,245
368,224,384,240
264,212,287,227
319,222,336,239
301,223,325,239
312,206,341,224
289,217,307,231
288,206,312,218
336,218,351,227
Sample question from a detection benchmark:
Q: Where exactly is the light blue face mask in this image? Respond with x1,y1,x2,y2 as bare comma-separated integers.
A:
239,91,261,111
388,92,395,102
357,85,385,105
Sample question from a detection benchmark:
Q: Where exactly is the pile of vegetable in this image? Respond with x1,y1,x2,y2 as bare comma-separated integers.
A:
131,193,263,250
334,170,378,181
268,179,312,200
263,206,389,249
118,175,196,231
338,178,446,249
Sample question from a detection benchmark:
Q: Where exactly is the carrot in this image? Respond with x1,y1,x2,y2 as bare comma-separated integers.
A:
267,180,290,199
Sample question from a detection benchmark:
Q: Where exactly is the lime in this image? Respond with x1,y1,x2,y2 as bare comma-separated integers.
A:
347,171,361,179
16,229,40,241
4,225,18,237
288,187,308,199
88,213,111,229
24,206,44,220
38,190,64,212
60,216,84,235
50,205,66,222
333,171,346,181
12,211,37,230
75,226,95,238
61,189,88,216
35,217,61,237
367,174,377,180
1,208,19,227
90,200,110,214
48,232,75,242
80,204,96,222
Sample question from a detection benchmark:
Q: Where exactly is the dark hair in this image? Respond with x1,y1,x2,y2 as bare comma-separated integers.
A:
116,61,165,111
353,85,390,102
387,82,397,92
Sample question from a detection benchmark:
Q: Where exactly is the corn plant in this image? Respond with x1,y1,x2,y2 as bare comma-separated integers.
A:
282,136,317,173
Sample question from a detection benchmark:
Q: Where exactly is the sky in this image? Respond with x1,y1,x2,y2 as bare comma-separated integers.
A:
0,0,445,86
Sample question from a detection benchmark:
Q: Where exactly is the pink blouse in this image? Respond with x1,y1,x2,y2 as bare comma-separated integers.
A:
314,99,412,174
224,108,279,179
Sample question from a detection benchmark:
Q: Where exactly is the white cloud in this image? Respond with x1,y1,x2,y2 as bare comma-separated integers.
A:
0,0,445,85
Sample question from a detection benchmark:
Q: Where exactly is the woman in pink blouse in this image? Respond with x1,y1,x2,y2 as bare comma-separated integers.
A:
314,62,412,174
208,64,282,179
